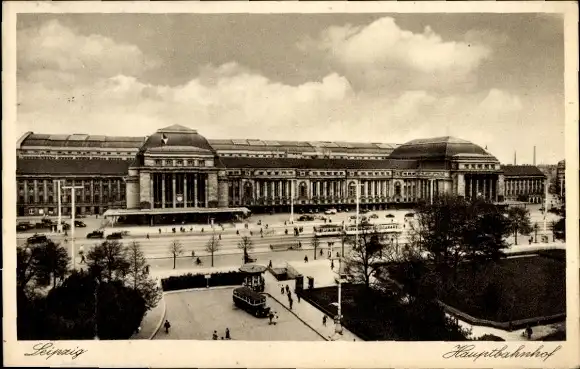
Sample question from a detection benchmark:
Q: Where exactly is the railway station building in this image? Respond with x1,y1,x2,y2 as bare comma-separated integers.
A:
16,124,547,220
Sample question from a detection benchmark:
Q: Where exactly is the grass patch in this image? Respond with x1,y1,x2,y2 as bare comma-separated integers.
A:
440,255,565,323
300,284,469,341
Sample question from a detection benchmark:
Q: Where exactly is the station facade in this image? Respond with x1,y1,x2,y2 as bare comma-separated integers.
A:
16,124,547,217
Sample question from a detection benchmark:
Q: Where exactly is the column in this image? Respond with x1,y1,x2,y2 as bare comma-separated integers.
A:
33,180,39,203
161,175,166,208
172,174,177,208
429,179,434,204
90,180,94,204
43,180,48,204
183,175,188,207
99,181,104,205
204,176,209,207
483,177,487,200
150,176,154,208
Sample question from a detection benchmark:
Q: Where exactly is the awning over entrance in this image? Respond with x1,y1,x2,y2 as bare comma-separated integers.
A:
103,207,251,218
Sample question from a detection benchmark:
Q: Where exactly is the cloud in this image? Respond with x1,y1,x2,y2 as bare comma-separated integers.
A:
17,19,158,86
300,17,491,93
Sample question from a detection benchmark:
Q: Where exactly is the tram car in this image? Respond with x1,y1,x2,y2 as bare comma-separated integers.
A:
314,223,403,237
232,286,271,318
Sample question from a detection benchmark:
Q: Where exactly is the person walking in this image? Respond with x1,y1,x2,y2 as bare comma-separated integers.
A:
304,255,308,263
322,315,327,326
330,260,334,270
289,298,293,310
297,294,301,303
212,330,218,340
280,285,285,295
225,328,231,340
163,320,171,334
268,311,274,325
285,285,290,294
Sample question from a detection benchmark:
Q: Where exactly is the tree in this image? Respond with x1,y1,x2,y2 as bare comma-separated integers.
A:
310,235,320,260
506,206,532,245
205,234,220,267
36,240,70,288
343,221,391,289
17,239,70,294
237,236,254,264
87,241,130,282
126,241,161,310
462,200,509,264
169,240,184,269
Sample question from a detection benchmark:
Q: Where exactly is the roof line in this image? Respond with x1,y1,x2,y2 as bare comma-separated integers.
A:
16,131,33,149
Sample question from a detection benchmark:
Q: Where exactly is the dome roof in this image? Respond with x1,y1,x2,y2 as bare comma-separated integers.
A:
389,136,497,161
139,124,214,153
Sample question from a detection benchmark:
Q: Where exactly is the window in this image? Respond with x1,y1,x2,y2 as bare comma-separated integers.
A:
155,159,162,166
176,160,184,166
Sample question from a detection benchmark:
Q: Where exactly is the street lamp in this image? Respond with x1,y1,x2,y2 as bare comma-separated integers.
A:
62,183,83,270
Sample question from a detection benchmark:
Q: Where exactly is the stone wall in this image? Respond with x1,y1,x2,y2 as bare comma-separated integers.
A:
139,172,151,206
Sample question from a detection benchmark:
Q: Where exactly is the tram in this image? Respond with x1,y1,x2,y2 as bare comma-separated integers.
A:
314,223,402,237
232,286,271,318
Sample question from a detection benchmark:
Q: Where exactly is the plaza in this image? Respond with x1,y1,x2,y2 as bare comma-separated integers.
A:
153,288,323,341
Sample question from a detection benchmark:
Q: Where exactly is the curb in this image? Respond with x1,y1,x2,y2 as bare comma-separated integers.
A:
164,285,241,294
263,292,329,341
149,293,167,340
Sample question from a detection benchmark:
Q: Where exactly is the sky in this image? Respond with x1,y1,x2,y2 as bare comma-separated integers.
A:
16,13,565,164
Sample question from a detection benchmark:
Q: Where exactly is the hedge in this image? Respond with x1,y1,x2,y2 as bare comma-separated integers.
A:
161,271,246,291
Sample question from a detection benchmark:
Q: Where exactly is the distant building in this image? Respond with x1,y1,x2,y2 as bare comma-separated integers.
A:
16,125,547,219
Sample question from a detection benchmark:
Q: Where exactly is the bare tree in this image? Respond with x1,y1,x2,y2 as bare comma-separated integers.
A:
87,240,130,282
343,221,391,290
237,236,254,264
126,241,161,310
169,240,184,270
205,233,221,267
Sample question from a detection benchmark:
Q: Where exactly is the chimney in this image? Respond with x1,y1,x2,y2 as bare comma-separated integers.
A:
533,146,536,166
514,151,517,165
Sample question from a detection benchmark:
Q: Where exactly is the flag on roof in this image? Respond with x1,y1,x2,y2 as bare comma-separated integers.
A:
161,134,168,145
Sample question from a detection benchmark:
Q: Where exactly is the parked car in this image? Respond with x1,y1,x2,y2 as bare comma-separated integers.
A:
325,208,337,215
298,215,315,221
27,234,49,244
360,209,370,214
74,220,87,227
385,213,395,218
87,230,104,239
369,213,379,219
17,222,34,232
106,232,123,240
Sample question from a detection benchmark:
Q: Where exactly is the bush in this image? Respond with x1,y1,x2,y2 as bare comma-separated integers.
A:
537,249,565,261
161,271,246,291
475,334,505,341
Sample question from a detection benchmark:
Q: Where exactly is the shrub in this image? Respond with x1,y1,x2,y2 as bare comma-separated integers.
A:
537,249,565,261
475,334,505,341
161,271,246,291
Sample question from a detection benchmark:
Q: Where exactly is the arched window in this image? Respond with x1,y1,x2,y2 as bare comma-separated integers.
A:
244,183,253,199
348,182,357,198
299,182,308,198
394,182,402,196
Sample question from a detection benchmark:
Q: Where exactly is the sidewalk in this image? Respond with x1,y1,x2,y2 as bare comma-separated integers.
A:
131,293,166,339
454,314,565,341
263,267,361,341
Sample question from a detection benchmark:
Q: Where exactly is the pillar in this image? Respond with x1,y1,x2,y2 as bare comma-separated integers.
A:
205,175,209,207
183,175,188,207
90,180,94,204
150,176,154,208
161,175,166,208
43,180,48,203
456,173,465,197
429,179,434,204
194,175,198,207
172,174,177,208
33,180,39,203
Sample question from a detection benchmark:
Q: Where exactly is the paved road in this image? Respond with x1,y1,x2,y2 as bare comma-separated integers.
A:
154,288,323,341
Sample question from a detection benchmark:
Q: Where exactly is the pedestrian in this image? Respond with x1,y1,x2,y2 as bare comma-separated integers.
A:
304,255,308,263
285,285,290,294
191,250,195,258
146,233,150,239
297,294,300,303
320,248,323,256
225,328,230,340
280,286,285,295
236,230,240,235
289,298,293,310
212,330,218,340
164,320,171,334
274,313,279,325
322,315,327,326
201,228,204,233
219,234,222,240
331,260,334,269
525,325,533,339
268,260,273,268
159,228,161,234
268,311,274,325
250,231,253,236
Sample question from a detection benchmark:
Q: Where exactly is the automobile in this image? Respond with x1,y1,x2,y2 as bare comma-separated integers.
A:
74,220,87,227
404,213,415,218
385,213,395,218
17,222,34,232
324,208,337,215
369,213,379,219
27,234,49,244
61,222,71,230
87,230,104,239
76,214,87,219
106,232,123,240
360,209,370,214
298,215,315,221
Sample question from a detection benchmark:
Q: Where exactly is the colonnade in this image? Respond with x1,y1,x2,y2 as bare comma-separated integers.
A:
464,174,498,201
151,172,208,209
504,178,545,196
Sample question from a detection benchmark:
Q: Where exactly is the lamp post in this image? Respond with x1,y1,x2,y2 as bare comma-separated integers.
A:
62,184,83,270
